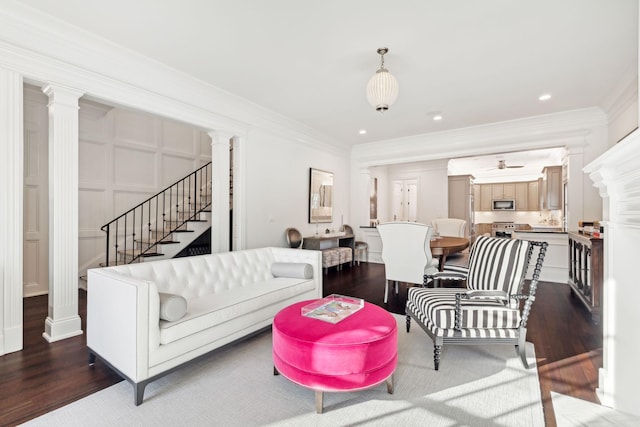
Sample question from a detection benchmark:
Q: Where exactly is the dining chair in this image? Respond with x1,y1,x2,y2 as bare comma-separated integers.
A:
431,218,467,238
285,228,303,248
377,222,439,303
406,235,548,370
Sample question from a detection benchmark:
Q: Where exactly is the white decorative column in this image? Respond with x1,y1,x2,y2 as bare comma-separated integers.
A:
231,134,246,251
209,131,233,253
42,84,84,342
585,130,640,416
564,145,585,231
0,68,24,355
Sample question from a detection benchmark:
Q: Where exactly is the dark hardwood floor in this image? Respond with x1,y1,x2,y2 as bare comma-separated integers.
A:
0,262,601,426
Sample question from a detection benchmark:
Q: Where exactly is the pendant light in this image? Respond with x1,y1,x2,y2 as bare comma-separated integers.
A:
366,47,399,112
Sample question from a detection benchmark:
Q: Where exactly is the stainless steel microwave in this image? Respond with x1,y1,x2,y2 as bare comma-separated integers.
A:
492,200,515,210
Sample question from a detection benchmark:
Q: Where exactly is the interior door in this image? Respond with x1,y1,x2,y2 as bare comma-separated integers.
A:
391,179,418,221
23,91,49,297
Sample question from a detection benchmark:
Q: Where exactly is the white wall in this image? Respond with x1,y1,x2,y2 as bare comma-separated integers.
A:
244,128,350,248
377,160,449,224
77,104,212,275
22,89,212,281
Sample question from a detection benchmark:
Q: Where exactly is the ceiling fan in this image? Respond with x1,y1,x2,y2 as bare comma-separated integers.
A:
495,160,524,170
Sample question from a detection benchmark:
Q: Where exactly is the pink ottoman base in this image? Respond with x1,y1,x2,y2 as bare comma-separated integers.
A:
272,300,398,413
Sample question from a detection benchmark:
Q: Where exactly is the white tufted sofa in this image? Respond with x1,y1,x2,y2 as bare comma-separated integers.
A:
87,247,322,405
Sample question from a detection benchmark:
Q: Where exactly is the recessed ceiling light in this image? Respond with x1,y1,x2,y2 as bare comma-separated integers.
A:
538,93,552,101
428,111,443,121
359,129,367,135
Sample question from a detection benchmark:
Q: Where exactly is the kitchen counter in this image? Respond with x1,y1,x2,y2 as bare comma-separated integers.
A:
358,227,383,263
512,230,568,283
528,224,564,232
520,229,567,234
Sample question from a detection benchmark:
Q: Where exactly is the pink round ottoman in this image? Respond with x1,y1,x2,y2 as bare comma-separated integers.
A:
272,300,398,413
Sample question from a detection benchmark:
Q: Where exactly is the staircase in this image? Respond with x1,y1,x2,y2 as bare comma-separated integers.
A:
101,162,212,266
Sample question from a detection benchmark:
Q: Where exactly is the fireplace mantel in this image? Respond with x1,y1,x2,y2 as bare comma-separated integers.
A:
584,130,640,416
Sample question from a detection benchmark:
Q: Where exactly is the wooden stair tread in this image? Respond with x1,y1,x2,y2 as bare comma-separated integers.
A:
118,249,162,257
136,238,179,245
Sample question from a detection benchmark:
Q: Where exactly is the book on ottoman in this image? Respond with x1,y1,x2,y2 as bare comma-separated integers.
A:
301,294,364,324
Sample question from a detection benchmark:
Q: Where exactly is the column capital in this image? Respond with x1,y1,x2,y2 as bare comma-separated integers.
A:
208,130,235,145
42,83,84,106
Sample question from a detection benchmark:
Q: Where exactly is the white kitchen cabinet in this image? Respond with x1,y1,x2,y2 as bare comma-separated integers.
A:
512,231,568,283
360,227,383,263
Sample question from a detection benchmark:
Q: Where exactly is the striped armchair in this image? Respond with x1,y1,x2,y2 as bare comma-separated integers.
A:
405,236,548,370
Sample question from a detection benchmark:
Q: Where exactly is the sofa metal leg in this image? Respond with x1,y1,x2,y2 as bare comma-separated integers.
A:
406,314,411,332
88,351,96,366
273,366,280,376
434,345,441,371
134,381,148,406
386,374,394,394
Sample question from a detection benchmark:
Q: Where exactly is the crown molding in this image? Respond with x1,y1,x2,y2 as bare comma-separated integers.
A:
0,2,344,155
601,64,638,123
352,107,607,167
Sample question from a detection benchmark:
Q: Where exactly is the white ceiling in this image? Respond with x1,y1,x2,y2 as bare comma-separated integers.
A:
448,147,565,183
16,0,638,154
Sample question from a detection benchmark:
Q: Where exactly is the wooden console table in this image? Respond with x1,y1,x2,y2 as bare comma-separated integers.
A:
568,231,603,324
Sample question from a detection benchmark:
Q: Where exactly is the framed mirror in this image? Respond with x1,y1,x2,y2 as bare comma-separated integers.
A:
309,168,333,223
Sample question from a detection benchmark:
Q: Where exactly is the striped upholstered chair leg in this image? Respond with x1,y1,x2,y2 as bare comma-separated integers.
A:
405,236,548,370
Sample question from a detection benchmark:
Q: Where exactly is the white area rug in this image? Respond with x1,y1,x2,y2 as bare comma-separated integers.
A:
23,315,544,427
552,392,640,426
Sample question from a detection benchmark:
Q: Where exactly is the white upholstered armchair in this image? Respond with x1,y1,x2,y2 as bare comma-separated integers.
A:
377,222,439,304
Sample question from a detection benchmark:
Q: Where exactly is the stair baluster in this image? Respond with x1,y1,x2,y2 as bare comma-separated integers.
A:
101,162,212,266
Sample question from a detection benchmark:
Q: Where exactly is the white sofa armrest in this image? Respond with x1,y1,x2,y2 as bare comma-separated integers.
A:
87,268,156,382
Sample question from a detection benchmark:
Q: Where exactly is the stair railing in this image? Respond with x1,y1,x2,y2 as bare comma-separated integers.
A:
101,162,212,266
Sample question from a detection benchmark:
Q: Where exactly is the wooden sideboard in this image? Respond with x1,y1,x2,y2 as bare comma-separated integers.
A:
567,231,603,324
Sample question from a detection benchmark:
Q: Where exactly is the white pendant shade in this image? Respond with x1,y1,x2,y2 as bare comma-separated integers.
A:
366,48,399,112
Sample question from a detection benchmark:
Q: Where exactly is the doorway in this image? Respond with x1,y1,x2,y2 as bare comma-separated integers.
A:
391,179,418,221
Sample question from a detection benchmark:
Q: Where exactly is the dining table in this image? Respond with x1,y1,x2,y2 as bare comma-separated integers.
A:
430,236,470,271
